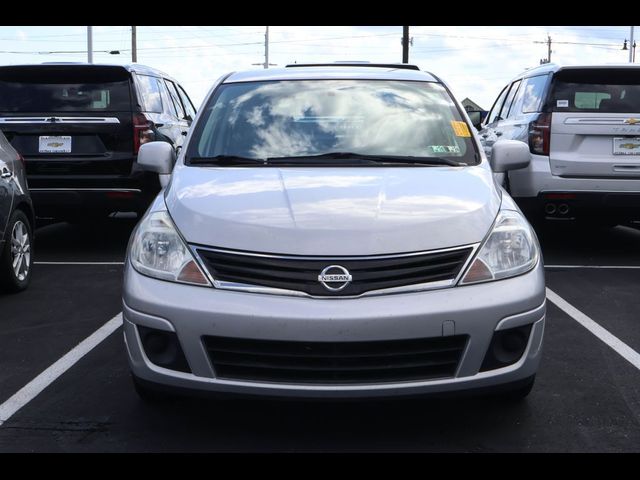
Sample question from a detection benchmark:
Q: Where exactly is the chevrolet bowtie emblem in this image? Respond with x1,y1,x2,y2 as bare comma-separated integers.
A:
624,118,640,125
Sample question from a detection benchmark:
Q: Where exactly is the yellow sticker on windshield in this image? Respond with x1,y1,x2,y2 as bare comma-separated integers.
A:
451,121,471,137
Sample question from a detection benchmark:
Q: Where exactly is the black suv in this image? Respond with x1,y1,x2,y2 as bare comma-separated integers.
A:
0,63,197,221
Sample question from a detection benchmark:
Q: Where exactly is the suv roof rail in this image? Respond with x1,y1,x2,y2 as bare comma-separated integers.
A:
285,62,420,71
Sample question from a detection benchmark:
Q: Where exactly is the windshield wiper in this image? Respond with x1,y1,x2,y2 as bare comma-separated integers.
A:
188,155,266,166
266,152,466,166
188,153,466,167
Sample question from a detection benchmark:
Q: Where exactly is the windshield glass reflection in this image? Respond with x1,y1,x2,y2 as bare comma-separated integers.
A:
191,80,474,163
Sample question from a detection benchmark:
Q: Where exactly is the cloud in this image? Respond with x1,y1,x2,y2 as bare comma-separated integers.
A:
0,25,632,112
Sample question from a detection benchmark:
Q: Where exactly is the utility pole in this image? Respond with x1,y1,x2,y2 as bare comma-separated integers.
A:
87,26,93,64
547,35,552,63
402,26,409,63
253,26,276,69
539,35,552,64
630,26,635,63
131,26,137,63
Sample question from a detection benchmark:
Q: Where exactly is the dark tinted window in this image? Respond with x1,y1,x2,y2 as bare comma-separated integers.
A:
510,74,548,114
135,74,162,113
188,80,478,165
177,84,196,119
550,68,640,112
0,67,131,113
165,80,186,119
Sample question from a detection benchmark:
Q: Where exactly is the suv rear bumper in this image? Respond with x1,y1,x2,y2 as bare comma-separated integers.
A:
515,191,640,221
509,154,640,220
28,170,161,217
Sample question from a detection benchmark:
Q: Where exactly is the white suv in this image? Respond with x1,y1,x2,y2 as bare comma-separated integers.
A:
479,63,640,226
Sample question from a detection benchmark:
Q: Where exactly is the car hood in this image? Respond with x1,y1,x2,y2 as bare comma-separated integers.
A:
165,164,501,256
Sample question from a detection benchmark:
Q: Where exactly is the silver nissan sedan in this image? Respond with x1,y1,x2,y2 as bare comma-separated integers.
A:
123,63,546,402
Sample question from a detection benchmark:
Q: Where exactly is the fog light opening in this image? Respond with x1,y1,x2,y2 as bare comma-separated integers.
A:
494,329,528,363
145,332,170,355
480,324,532,372
137,325,191,373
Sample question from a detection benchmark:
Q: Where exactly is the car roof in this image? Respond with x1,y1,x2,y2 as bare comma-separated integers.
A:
514,62,640,79
0,62,179,83
223,65,438,83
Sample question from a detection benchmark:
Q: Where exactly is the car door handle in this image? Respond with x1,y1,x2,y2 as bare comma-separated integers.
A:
1,168,12,178
155,123,164,128
495,131,503,136
181,131,188,136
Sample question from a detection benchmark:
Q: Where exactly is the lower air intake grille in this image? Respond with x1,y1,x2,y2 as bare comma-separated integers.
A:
203,335,468,385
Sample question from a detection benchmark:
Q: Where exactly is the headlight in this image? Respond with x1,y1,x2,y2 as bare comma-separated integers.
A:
460,210,539,285
129,210,210,286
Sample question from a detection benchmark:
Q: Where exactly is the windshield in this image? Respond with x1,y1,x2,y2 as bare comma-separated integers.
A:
186,79,478,166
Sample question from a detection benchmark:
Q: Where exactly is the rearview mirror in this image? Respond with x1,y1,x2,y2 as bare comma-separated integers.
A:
137,141,175,175
490,140,531,172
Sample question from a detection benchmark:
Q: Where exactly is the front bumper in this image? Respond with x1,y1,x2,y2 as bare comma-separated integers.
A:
123,260,546,399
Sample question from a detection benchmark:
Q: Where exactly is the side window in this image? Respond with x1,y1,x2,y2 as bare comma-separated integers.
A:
511,74,549,114
485,84,510,125
155,77,177,117
164,79,186,119
177,84,197,119
134,74,162,113
501,80,522,118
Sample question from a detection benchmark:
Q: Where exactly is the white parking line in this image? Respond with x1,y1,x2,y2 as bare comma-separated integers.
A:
34,262,125,265
0,313,122,426
546,288,640,371
545,265,640,269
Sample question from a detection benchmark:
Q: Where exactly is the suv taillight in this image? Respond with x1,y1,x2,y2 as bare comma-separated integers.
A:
133,113,155,154
528,112,551,156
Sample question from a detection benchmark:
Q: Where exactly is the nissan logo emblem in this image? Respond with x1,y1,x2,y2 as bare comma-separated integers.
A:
318,265,352,292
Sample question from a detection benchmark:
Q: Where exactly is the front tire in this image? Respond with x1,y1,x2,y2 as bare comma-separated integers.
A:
0,210,33,293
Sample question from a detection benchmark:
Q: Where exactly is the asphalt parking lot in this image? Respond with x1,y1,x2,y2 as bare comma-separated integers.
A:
1,218,640,452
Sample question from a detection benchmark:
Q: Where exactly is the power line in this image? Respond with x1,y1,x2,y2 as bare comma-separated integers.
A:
0,31,401,56
0,26,264,41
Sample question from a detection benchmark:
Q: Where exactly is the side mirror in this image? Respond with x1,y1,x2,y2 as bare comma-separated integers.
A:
466,110,484,130
490,140,531,172
137,141,175,175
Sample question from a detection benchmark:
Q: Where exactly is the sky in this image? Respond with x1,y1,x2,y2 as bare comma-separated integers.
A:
0,26,636,110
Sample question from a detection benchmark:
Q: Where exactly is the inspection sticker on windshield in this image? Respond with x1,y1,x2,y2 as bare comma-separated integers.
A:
451,121,471,137
557,100,569,108
430,145,461,154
